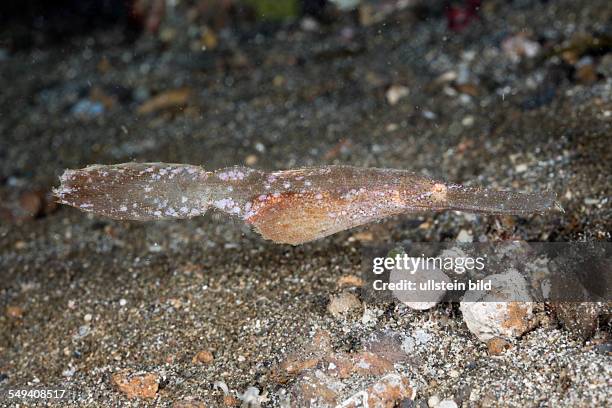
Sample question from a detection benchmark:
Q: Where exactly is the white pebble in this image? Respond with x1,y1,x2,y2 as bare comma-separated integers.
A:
62,367,76,378
439,400,458,408
515,163,528,173
461,115,475,127
456,229,473,242
386,85,409,105
428,395,441,407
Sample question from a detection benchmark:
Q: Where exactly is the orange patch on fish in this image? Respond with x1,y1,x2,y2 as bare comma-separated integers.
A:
246,191,342,245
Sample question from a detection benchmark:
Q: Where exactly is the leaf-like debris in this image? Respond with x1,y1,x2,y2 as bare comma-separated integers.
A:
54,163,562,245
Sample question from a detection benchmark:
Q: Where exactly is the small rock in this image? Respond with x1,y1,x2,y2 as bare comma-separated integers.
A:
386,85,409,106
575,64,597,83
72,99,105,118
75,325,91,339
199,26,218,51
461,115,474,127
486,337,511,355
386,123,399,132
272,75,285,87
223,395,239,407
19,191,43,217
193,350,214,364
349,231,374,242
551,302,601,340
254,142,265,153
62,367,76,378
575,57,598,84
501,34,540,62
366,374,415,407
422,110,437,120
428,394,440,407
327,292,362,319
460,270,536,342
112,370,159,400
337,275,365,288
300,16,319,32
167,298,182,309
456,229,473,243
438,400,458,408
245,154,258,166
435,71,458,84
6,306,23,319
515,163,528,173
455,83,479,97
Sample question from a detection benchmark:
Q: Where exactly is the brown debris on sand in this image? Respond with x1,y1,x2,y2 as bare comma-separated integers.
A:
111,370,160,400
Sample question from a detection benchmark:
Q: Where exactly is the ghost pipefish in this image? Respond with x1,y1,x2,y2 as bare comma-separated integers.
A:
53,163,562,245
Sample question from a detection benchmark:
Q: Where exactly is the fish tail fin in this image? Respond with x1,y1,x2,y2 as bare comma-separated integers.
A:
54,163,210,220
441,185,563,216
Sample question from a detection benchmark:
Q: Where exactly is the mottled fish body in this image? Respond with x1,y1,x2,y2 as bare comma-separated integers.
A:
54,163,561,245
